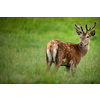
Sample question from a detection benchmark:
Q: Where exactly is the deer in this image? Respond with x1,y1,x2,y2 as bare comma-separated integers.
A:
46,21,98,75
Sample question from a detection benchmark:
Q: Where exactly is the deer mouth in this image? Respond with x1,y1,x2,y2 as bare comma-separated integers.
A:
80,45,84,47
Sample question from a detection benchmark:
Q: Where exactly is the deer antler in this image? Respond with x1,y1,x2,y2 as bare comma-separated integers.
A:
86,21,98,34
75,23,84,34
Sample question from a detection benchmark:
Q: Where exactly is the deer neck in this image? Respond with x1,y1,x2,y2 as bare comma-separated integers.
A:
78,43,89,58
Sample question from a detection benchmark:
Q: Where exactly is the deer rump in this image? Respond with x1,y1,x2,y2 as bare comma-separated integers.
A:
46,40,81,67
46,40,58,64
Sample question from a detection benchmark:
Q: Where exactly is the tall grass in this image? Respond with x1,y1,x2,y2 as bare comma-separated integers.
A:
0,17,100,83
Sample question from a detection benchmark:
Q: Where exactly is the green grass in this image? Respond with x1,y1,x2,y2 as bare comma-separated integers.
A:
0,17,100,84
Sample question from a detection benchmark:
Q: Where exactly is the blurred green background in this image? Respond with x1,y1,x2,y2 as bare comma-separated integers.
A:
0,17,100,84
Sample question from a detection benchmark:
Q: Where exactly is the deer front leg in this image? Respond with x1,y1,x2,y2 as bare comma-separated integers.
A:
71,64,77,76
70,60,77,76
66,66,70,72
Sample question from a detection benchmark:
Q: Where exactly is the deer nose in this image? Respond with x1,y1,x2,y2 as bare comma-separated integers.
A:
80,42,84,47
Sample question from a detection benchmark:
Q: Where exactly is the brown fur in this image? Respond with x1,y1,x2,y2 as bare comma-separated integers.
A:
46,40,82,74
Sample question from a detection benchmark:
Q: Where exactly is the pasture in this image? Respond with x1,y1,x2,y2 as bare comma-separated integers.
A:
0,17,100,84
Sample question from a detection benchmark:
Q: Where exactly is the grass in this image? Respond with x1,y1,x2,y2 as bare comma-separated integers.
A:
0,17,100,84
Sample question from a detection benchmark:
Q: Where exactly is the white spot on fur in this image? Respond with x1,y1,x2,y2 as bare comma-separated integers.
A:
67,46,70,51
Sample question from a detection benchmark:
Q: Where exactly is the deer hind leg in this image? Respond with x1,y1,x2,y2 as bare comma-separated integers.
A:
54,63,61,73
54,51,62,73
46,49,52,72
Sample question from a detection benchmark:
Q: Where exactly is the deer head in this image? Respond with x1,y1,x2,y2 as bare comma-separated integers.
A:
75,21,98,47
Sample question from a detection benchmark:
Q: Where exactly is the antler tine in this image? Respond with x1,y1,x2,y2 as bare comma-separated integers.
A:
85,24,88,31
86,21,98,33
85,24,90,34
79,23,81,27
90,21,98,30
75,23,84,34
75,24,80,30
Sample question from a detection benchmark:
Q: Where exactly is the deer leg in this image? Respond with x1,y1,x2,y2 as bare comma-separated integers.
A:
74,64,77,73
66,66,70,72
53,48,63,73
46,53,52,72
69,60,77,76
71,64,74,76
47,61,52,72
54,58,62,73
54,60,62,73
54,65,59,73
71,64,77,76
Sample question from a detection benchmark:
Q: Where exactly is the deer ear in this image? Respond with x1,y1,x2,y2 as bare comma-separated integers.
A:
75,28,82,35
90,30,95,37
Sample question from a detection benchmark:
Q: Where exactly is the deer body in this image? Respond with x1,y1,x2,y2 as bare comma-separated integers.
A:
46,22,98,75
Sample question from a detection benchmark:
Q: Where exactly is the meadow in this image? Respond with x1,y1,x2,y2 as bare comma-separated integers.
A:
0,17,100,84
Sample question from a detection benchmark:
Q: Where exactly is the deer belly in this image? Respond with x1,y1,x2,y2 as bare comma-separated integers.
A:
61,58,69,66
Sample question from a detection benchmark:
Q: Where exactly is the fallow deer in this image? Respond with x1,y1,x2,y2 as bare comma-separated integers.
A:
46,22,98,75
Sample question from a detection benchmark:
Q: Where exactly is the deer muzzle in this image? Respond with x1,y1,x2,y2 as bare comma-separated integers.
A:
79,42,84,47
